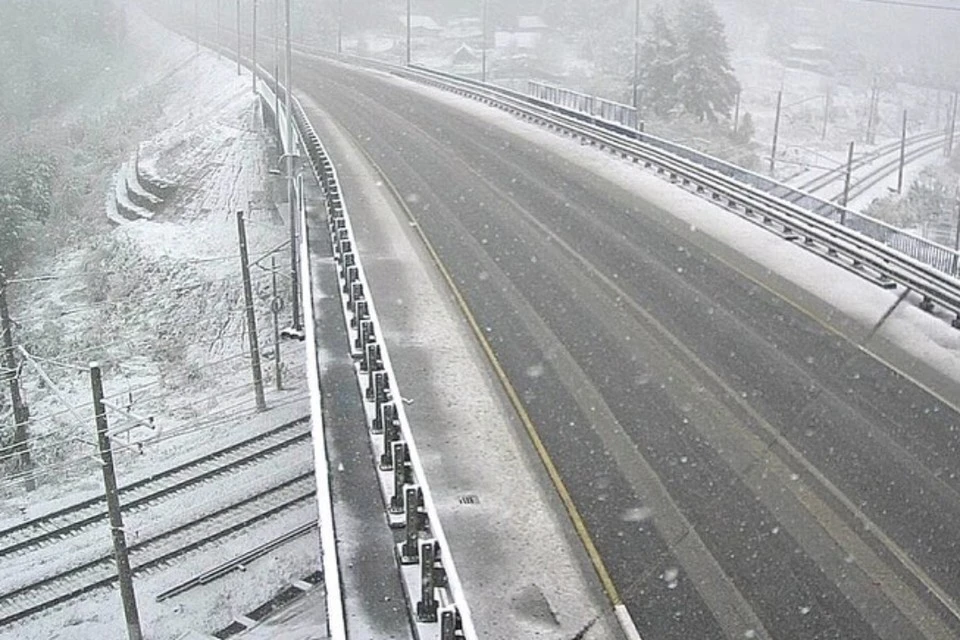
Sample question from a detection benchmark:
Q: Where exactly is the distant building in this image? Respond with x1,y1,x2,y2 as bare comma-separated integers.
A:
517,16,549,32
450,43,481,67
444,17,482,43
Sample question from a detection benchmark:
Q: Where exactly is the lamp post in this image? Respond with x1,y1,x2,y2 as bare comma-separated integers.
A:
284,0,301,330
406,0,412,66
480,0,487,82
632,0,640,110
252,0,258,93
337,0,343,54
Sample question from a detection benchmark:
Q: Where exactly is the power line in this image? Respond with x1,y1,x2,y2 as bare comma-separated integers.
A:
846,0,960,11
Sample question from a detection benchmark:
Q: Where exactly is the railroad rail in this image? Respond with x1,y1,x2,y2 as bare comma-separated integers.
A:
0,473,315,627
821,136,946,203
0,418,310,562
796,131,944,196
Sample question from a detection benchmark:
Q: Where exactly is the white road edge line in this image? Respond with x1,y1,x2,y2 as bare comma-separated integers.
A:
314,108,481,640
615,604,644,640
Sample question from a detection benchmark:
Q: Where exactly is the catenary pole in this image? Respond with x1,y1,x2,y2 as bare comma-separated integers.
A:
237,0,242,75
337,0,343,54
733,90,741,134
236,211,267,411
841,140,855,213
406,0,412,65
770,90,783,175
632,0,640,110
90,362,143,640
0,268,33,491
284,0,301,330
271,256,283,390
897,109,907,193
480,0,487,82
252,0,258,93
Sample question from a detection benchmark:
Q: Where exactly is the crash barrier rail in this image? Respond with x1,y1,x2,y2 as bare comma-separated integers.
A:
525,80,959,277
331,59,960,326
253,72,348,640
260,64,480,640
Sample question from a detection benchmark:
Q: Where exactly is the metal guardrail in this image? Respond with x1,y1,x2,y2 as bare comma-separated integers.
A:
354,62,960,326
525,80,960,278
264,69,481,640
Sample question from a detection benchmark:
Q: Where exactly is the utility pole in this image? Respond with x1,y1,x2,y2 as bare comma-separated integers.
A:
236,212,267,412
194,0,200,53
406,0,412,66
953,188,960,276
865,79,880,145
841,140,855,213
284,0,301,331
480,0,487,82
271,256,283,390
953,187,960,276
632,0,641,110
337,0,343,54
897,109,907,194
733,90,741,135
90,362,143,640
948,89,958,158
252,0,258,93
275,0,280,121
0,268,34,491
821,90,831,141
236,0,242,76
770,90,783,176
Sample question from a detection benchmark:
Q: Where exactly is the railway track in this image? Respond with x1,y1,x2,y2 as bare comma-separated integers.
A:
0,472,316,628
795,131,945,195
0,418,311,562
826,136,947,203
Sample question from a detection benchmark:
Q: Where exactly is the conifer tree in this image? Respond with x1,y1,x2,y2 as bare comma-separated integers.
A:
673,0,740,122
638,4,680,116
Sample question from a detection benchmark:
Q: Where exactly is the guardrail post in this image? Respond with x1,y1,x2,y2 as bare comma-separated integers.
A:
350,286,365,320
400,484,424,563
440,607,460,640
372,370,391,404
379,403,399,469
350,281,363,309
366,361,383,401
417,539,440,622
352,300,369,329
390,443,410,514
372,393,385,434
343,265,358,294
357,319,373,354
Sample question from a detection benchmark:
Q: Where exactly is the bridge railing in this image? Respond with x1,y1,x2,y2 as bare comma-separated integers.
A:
526,79,960,278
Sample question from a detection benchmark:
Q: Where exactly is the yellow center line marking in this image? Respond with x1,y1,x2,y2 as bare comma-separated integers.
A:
350,143,625,609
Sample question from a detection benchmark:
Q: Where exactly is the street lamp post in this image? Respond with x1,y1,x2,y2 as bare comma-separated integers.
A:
284,0,301,330
337,0,343,54
632,0,640,110
252,0,258,93
236,0,242,75
406,0,412,66
480,0,487,82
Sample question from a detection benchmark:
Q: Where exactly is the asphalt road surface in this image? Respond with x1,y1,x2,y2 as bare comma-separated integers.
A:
296,56,960,640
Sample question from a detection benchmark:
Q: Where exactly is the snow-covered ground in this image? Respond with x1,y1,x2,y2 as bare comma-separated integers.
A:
1,7,315,640
1,7,306,506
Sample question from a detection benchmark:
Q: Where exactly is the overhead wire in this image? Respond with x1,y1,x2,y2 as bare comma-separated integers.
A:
847,0,960,10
